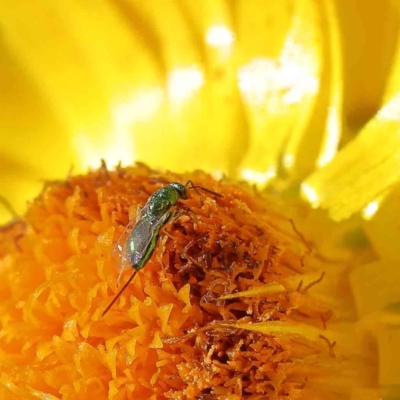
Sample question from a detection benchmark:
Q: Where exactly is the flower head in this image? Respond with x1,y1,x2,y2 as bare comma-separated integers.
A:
0,164,371,398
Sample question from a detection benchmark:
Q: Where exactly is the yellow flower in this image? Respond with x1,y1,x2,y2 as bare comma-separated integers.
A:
0,0,399,398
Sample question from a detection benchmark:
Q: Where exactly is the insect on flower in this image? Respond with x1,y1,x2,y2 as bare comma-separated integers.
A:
102,181,222,316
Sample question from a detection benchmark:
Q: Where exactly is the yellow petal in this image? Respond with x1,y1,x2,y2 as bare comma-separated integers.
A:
301,1,400,220
236,0,328,184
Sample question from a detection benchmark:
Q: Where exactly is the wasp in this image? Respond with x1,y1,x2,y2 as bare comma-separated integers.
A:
102,181,221,316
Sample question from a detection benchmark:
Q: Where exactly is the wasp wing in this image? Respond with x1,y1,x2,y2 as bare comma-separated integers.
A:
111,198,153,284
124,211,171,268
111,219,136,285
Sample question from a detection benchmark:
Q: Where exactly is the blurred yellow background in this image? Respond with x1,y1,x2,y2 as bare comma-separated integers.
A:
0,0,399,223
1,1,400,396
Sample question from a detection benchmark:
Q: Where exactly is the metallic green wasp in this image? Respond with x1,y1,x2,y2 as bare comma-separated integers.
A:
102,181,221,316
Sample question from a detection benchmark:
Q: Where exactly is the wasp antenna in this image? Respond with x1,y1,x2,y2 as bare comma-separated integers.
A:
185,181,223,198
102,269,138,316
185,180,195,187
189,185,223,198
185,180,200,195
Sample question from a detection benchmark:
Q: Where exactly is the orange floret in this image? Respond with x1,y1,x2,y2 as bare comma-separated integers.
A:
0,164,354,399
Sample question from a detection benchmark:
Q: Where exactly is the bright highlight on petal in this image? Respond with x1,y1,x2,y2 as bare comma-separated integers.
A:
167,67,204,104
282,153,294,170
301,182,320,207
238,56,318,108
112,88,164,126
205,25,235,47
314,0,343,170
238,58,281,108
82,87,165,169
316,105,341,167
211,170,224,180
362,200,380,220
74,126,135,170
377,92,400,121
279,54,319,106
240,167,276,186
